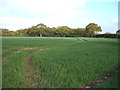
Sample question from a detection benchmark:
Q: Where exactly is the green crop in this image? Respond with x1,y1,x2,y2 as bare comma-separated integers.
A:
2,37,118,88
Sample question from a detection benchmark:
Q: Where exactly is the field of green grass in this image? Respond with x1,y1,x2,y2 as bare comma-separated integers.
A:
2,37,118,88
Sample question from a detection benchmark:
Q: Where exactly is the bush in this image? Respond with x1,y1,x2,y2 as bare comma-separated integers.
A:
94,34,120,38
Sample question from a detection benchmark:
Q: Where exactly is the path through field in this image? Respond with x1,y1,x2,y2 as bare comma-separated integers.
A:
23,47,49,88
24,53,38,88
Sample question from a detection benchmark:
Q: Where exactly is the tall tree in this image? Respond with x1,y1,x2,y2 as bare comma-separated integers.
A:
26,23,48,37
85,23,102,37
35,23,47,37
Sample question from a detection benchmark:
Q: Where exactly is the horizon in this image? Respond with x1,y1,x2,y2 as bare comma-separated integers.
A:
0,0,118,34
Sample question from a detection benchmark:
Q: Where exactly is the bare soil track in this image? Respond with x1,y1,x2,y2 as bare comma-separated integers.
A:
23,47,49,88
81,68,118,88
23,53,38,88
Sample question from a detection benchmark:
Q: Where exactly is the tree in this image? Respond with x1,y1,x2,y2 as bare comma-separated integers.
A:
1,28,10,36
26,23,48,37
43,27,56,37
35,23,47,37
17,29,28,36
36,23,47,28
56,26,72,37
85,23,102,37
73,28,85,37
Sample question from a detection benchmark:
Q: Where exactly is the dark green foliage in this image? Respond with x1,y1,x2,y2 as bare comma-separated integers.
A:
71,28,85,37
1,23,102,37
2,23,119,38
55,26,72,37
95,34,120,38
85,23,102,37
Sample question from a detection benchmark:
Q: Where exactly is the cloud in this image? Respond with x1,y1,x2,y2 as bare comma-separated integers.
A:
5,0,86,13
0,17,46,30
0,0,87,30
0,0,118,32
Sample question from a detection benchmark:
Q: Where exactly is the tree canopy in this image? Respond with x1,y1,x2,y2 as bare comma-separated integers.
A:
1,23,103,37
85,23,102,37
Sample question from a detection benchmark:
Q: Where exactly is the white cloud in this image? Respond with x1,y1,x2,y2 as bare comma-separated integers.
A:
0,17,47,30
0,0,118,32
6,0,86,13
0,0,87,30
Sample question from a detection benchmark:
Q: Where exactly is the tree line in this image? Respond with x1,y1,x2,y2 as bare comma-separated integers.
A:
1,23,103,37
1,23,120,38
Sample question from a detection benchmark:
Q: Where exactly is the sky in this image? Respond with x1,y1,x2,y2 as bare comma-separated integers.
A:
0,0,119,33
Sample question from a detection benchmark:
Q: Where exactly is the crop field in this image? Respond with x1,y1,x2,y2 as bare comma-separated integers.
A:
2,37,118,88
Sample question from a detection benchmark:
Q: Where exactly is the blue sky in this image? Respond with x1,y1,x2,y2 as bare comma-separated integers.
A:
0,0,118,33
